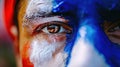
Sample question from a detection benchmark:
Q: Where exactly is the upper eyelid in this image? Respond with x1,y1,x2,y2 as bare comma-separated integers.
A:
32,21,72,35
102,21,120,32
107,22,120,32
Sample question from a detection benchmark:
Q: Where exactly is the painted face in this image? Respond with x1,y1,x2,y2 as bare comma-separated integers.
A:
18,0,120,67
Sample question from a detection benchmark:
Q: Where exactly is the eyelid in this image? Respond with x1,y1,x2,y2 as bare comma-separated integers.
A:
103,21,120,32
32,21,72,35
108,22,120,32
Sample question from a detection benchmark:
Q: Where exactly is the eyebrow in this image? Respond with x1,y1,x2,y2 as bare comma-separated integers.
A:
24,0,78,20
23,10,77,30
24,12,53,20
24,11,76,21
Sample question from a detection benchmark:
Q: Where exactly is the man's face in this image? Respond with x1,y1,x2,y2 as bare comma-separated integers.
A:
18,0,120,67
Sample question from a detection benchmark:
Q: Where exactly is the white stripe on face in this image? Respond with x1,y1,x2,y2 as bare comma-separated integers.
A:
25,1,69,67
68,26,110,67
26,0,53,18
29,35,67,67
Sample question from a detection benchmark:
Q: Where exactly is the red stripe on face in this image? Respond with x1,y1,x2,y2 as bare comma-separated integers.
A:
21,42,34,67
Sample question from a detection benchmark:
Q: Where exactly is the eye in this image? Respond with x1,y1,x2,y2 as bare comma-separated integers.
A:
46,25,60,33
42,24,63,34
108,24,120,32
33,21,72,34
102,21,120,45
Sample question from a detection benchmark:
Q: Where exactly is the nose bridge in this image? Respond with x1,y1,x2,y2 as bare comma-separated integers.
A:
67,23,110,67
74,22,96,52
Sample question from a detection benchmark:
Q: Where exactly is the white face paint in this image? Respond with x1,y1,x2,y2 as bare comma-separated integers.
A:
26,0,54,18
25,1,68,67
29,35,67,67
68,26,110,67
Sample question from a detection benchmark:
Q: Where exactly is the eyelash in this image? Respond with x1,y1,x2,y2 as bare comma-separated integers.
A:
32,21,72,35
108,24,120,32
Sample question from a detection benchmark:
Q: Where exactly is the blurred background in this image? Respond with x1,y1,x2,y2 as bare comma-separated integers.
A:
0,0,16,67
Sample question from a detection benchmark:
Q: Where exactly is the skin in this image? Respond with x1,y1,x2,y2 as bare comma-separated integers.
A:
18,0,70,67
18,0,32,67
14,0,120,67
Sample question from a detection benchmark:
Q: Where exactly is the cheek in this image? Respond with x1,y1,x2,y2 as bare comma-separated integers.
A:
21,42,34,67
46,34,66,43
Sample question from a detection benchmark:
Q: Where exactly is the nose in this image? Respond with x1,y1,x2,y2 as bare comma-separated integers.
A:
67,23,109,67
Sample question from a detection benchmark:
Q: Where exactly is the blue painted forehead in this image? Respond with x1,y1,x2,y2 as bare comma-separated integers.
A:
52,0,79,13
52,0,120,22
53,0,120,11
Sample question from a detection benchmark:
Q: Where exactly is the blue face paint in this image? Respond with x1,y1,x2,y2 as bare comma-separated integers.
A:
77,0,120,66
52,1,79,66
52,0,120,67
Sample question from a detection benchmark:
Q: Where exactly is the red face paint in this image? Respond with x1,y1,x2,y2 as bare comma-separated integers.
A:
21,42,34,67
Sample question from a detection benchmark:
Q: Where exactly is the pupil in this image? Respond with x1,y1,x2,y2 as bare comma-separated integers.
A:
47,25,60,33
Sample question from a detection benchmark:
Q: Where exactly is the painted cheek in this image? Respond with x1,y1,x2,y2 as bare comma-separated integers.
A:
48,34,66,43
56,35,66,42
21,42,34,67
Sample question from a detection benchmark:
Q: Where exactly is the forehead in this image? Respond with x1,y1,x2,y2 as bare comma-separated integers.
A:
25,0,78,18
18,0,120,24
26,0,53,18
